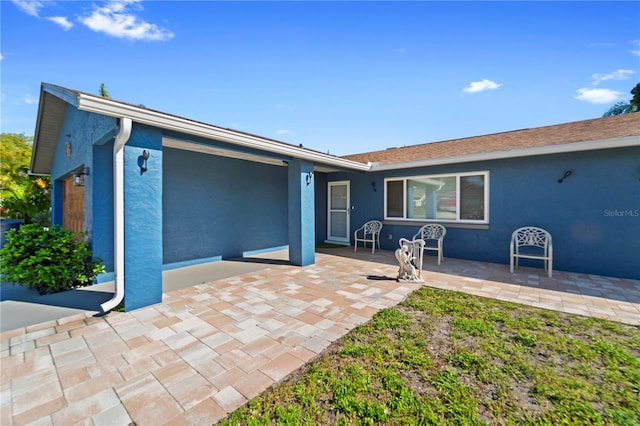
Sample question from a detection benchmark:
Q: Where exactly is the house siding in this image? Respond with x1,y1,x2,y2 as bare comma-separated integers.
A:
321,146,640,279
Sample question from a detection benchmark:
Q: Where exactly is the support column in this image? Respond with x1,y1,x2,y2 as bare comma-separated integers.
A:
288,159,315,266
123,127,163,310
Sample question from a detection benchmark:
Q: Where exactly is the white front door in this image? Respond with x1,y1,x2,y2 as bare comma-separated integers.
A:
327,181,350,244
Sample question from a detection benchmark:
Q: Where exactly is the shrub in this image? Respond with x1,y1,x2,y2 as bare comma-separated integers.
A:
0,224,105,295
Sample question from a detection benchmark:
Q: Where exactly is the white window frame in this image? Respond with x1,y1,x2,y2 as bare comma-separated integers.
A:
384,171,489,224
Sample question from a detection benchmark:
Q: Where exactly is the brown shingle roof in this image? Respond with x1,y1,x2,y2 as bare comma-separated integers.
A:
342,114,640,165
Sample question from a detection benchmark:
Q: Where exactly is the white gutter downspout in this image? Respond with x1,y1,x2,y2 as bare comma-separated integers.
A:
101,117,132,313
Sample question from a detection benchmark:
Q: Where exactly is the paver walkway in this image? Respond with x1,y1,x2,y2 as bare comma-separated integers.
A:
1,248,639,425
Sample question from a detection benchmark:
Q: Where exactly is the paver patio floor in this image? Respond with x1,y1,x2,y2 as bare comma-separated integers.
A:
1,248,639,425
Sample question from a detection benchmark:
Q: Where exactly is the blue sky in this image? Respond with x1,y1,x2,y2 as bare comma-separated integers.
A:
2,1,639,156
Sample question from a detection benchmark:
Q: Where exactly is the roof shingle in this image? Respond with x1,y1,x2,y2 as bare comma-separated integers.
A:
342,114,639,165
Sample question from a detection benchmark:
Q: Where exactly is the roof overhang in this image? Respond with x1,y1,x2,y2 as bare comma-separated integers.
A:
163,137,289,167
30,90,69,175
31,83,370,175
69,88,370,172
368,135,640,171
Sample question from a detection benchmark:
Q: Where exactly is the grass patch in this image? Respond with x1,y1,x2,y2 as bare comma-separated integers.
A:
217,286,640,425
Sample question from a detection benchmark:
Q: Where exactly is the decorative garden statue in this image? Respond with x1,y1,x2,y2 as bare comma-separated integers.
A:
395,238,424,283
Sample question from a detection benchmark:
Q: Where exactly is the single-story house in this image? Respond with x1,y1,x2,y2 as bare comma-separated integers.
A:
30,83,640,311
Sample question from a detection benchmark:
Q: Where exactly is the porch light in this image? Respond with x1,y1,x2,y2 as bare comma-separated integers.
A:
557,170,572,183
140,150,150,173
73,167,89,187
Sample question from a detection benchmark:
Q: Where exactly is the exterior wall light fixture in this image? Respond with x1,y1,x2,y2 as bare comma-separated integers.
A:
73,167,89,187
557,170,573,183
141,150,150,173
371,181,377,191
306,171,314,186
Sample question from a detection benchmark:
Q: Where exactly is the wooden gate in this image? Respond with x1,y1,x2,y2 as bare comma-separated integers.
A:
62,177,84,233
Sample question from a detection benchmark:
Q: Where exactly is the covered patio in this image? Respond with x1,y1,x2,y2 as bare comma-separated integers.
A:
2,248,639,425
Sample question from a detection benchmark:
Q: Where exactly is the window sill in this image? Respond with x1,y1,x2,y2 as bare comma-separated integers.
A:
382,220,489,230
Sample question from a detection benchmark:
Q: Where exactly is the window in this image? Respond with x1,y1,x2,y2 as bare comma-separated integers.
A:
384,171,488,223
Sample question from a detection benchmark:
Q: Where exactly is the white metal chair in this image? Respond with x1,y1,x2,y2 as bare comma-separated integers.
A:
412,224,446,266
354,220,383,253
510,226,553,277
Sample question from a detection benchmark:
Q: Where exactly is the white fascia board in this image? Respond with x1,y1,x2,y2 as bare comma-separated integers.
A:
370,135,640,172
75,94,370,172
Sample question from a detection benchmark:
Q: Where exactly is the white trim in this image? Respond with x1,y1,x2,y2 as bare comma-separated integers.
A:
369,136,639,171
70,90,370,171
327,180,351,243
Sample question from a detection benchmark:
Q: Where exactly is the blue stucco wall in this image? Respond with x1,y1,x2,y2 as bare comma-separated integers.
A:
48,109,164,308
92,141,115,276
320,146,640,279
288,159,315,266
162,147,289,264
314,172,329,241
49,105,117,278
50,106,117,236
123,125,163,310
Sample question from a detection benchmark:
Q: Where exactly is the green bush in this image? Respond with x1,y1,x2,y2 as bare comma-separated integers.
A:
0,224,105,295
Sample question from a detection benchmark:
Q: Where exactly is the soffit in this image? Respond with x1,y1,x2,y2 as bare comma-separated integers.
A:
30,91,67,175
163,137,288,167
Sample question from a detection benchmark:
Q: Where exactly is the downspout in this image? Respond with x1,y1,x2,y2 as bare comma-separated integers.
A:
101,117,132,313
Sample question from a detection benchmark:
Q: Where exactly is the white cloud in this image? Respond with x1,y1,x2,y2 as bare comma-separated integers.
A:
24,94,38,104
575,87,623,104
0,53,3,61
47,16,73,31
11,0,72,31
79,1,174,41
276,129,292,135
11,0,47,17
462,79,502,93
576,66,635,104
631,39,640,57
591,69,635,85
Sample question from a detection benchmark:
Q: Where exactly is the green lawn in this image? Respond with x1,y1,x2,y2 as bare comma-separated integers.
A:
218,287,640,425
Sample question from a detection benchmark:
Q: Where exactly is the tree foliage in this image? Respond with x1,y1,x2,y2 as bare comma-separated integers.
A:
603,82,640,116
99,83,111,99
630,82,640,112
0,133,50,223
1,133,32,186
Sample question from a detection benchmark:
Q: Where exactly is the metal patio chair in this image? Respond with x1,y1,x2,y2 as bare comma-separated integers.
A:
412,224,447,265
510,226,553,277
354,220,383,253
